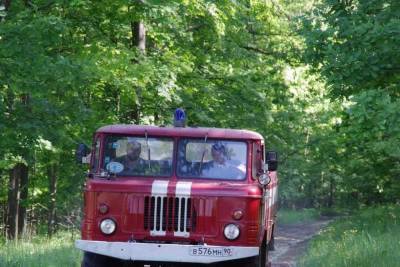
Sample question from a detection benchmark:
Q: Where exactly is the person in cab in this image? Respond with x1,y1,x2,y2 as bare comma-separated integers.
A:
116,139,147,175
202,142,245,179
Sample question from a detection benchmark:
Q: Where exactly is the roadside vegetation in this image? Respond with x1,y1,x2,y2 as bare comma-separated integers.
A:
0,232,81,267
278,208,321,225
299,205,400,267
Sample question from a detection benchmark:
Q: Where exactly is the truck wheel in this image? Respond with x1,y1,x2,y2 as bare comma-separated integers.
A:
82,252,124,267
247,238,268,267
215,260,240,267
268,226,275,251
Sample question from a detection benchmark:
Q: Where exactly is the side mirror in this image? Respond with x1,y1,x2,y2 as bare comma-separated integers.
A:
266,151,278,171
76,143,90,164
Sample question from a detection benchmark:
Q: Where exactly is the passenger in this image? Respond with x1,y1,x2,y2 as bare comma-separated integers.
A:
202,142,245,179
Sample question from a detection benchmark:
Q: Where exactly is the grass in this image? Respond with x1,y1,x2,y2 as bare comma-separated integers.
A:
278,208,321,225
0,231,82,267
299,205,400,267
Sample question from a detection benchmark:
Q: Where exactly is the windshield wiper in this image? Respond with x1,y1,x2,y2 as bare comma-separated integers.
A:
198,133,208,174
145,130,151,170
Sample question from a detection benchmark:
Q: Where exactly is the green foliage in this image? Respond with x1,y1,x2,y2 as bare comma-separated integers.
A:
0,231,81,267
1,0,318,235
1,0,399,241
303,0,400,97
278,208,321,225
301,0,400,206
338,90,400,203
299,205,400,267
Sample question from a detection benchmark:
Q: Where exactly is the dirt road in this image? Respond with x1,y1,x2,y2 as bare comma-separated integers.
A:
139,218,332,267
269,218,333,267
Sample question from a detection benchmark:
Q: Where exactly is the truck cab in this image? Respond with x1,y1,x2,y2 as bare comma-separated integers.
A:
76,122,278,267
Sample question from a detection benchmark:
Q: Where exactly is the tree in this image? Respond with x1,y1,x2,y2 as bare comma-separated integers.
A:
303,0,400,98
302,0,400,204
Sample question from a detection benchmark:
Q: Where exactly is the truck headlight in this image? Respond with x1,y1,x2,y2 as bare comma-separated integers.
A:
100,218,116,235
224,224,240,240
258,173,270,186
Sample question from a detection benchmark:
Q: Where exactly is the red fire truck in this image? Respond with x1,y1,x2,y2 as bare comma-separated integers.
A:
75,112,278,267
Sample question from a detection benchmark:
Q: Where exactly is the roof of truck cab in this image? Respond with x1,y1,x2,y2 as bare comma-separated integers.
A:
96,125,263,140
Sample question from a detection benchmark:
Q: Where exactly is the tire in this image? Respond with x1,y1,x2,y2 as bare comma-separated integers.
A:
82,252,125,267
268,227,275,251
215,260,241,267
247,238,268,267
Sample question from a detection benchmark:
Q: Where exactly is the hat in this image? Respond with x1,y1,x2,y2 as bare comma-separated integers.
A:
212,142,226,154
127,138,141,149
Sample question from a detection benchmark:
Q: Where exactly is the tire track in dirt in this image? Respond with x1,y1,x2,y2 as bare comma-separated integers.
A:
270,218,333,267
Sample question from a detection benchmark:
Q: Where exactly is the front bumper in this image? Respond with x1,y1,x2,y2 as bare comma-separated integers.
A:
75,240,258,263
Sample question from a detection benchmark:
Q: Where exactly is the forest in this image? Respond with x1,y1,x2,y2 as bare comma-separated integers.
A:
0,0,399,266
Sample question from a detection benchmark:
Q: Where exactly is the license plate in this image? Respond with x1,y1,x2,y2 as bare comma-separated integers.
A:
189,247,233,257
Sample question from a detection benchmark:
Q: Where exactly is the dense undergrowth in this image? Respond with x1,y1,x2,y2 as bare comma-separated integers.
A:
299,205,400,267
277,208,322,225
0,232,81,267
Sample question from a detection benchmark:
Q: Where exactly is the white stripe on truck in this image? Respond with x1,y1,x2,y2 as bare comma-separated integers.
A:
174,182,192,238
150,180,169,237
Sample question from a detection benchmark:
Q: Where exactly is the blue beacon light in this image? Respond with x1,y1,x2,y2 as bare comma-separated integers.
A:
174,108,186,127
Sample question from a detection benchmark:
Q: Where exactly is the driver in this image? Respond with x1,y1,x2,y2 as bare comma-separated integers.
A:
117,139,146,175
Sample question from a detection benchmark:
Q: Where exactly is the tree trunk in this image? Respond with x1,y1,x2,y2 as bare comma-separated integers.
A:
2,203,7,236
131,104,141,124
154,109,160,124
154,91,160,124
17,164,28,237
7,164,21,239
4,0,12,11
131,21,146,53
130,19,146,124
328,176,334,208
17,95,30,238
47,164,58,237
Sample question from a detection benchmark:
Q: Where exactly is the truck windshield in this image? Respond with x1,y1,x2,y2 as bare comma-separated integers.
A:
103,136,173,177
177,139,247,180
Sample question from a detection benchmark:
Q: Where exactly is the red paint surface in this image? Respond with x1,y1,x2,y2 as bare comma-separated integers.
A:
81,125,278,249
97,125,263,140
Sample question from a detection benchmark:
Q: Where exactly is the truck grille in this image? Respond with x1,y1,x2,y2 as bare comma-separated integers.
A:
144,196,195,237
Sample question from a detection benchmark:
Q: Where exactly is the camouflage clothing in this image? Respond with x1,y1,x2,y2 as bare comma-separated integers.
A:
116,157,147,176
